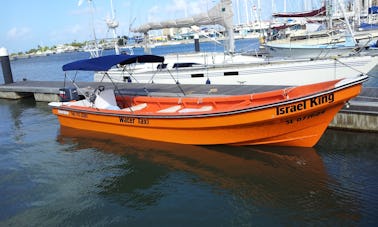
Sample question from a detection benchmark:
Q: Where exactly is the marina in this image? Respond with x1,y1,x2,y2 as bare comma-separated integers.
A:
1,0,378,224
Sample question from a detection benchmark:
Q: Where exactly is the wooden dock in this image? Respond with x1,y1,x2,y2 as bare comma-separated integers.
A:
0,80,377,132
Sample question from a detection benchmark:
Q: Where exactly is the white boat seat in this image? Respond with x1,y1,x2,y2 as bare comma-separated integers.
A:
122,103,148,111
94,89,120,110
178,105,213,113
157,105,182,113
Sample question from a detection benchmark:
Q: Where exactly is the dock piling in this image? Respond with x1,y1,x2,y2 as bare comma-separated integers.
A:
0,47,13,84
194,34,200,52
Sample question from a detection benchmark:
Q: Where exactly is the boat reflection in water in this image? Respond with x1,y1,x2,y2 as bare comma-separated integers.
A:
57,126,360,224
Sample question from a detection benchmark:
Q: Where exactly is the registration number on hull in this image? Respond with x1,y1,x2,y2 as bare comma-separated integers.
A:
284,110,326,124
119,117,149,125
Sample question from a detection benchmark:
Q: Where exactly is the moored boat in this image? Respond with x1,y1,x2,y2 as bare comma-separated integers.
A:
49,55,368,147
263,41,361,59
94,53,377,85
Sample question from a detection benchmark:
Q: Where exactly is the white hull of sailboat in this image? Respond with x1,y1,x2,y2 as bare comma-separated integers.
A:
94,55,377,86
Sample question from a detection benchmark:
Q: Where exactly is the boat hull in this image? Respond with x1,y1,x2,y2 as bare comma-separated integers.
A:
94,55,377,86
52,82,362,147
264,44,356,59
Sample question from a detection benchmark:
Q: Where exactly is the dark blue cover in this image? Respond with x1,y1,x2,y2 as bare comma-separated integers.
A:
62,54,165,71
369,6,378,14
359,22,378,31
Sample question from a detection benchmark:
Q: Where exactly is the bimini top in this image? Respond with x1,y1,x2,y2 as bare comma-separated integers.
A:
62,54,165,71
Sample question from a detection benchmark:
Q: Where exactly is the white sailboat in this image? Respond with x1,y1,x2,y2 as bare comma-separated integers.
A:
94,53,376,86
263,33,361,59
263,0,373,59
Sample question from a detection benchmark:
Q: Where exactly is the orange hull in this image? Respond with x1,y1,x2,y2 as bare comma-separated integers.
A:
50,77,366,147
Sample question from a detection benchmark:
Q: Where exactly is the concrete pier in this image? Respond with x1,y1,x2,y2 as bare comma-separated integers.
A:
0,80,377,132
0,80,63,101
329,87,378,132
194,34,200,52
330,112,377,131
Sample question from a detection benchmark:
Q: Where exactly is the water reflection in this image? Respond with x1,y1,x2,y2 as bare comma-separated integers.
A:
316,129,378,226
57,127,361,224
318,129,378,152
0,98,36,131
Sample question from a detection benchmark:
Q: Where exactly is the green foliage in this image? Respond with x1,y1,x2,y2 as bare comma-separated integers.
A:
69,41,84,48
26,48,38,54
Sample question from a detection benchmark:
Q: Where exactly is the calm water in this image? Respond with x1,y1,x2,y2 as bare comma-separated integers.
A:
1,40,378,226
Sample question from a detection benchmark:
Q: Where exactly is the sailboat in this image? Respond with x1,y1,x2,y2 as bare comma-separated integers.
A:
263,33,360,59
94,53,376,86
263,0,371,59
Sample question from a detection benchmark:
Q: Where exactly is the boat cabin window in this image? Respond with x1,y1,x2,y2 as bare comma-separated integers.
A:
224,71,239,76
173,63,199,68
157,63,167,69
123,76,132,82
191,73,204,78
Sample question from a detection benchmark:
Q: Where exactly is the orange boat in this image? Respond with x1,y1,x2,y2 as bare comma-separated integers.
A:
49,55,368,147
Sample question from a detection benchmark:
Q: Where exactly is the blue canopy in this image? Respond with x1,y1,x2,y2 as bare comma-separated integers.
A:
369,6,378,14
62,54,165,71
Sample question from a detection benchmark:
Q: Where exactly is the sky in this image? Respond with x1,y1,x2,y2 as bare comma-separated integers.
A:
0,0,322,54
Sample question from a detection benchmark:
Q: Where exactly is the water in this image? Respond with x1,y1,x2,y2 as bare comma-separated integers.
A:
0,39,378,226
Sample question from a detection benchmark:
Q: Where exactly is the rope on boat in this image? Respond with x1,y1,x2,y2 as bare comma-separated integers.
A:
333,57,377,79
163,68,187,96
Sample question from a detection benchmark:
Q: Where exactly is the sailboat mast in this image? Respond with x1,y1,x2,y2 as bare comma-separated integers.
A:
336,0,356,43
236,0,241,25
368,0,372,23
326,0,333,30
257,0,263,37
354,0,361,27
271,0,276,13
110,0,120,55
244,0,250,24
88,0,101,58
